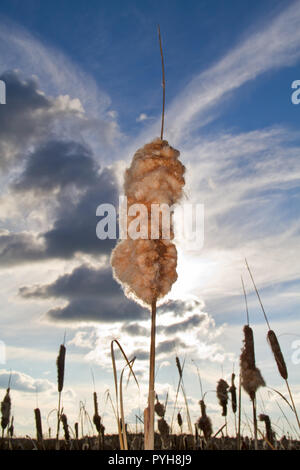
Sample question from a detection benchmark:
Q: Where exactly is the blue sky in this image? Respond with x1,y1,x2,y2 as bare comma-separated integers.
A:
0,0,300,439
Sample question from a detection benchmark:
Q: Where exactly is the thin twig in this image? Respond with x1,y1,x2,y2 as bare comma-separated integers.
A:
157,25,165,140
241,276,249,326
245,258,271,330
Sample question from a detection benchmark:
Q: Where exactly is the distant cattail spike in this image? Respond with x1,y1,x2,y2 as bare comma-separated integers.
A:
229,373,237,414
56,344,66,393
197,399,213,440
154,400,165,418
158,417,170,449
93,391,102,433
175,357,183,378
216,379,229,417
240,325,265,400
177,412,183,428
61,414,70,441
74,422,79,440
267,330,288,380
1,388,11,432
34,408,43,443
259,414,274,446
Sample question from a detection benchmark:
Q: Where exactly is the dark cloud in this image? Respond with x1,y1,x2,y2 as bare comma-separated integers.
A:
159,314,206,335
0,70,79,169
121,323,149,337
157,299,204,317
19,264,146,323
0,165,118,265
13,140,99,192
156,338,187,355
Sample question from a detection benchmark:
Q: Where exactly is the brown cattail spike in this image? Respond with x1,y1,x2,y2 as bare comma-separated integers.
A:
61,414,70,441
267,330,288,380
197,399,213,440
229,373,237,414
154,400,165,418
34,408,43,443
1,388,11,433
56,344,66,393
259,414,274,446
216,379,229,417
177,412,183,428
240,325,265,400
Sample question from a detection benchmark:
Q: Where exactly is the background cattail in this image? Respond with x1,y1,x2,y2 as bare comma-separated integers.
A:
216,379,229,417
1,388,11,437
240,325,265,400
197,399,213,440
154,400,165,418
267,330,288,380
229,373,237,414
158,417,170,449
61,414,70,442
177,412,183,431
56,344,66,393
34,408,43,444
74,422,79,440
259,414,274,446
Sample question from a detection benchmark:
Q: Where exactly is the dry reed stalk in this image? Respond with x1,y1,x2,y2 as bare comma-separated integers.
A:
245,259,300,432
111,339,139,450
144,299,157,450
34,408,43,446
8,416,14,438
237,372,242,450
1,388,11,439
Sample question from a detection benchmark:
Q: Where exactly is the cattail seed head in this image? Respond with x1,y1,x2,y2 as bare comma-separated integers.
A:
175,356,183,378
216,379,229,417
267,330,288,380
154,401,165,418
111,139,185,307
1,388,11,431
158,417,169,438
229,373,237,414
61,413,70,441
56,344,66,393
259,413,274,446
34,408,43,442
74,422,79,439
198,399,213,440
92,391,102,433
177,412,183,428
240,325,265,400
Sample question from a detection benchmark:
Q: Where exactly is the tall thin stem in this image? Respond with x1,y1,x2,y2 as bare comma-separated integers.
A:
286,379,300,431
158,25,165,140
237,372,242,450
245,258,271,330
144,299,157,450
252,395,258,450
